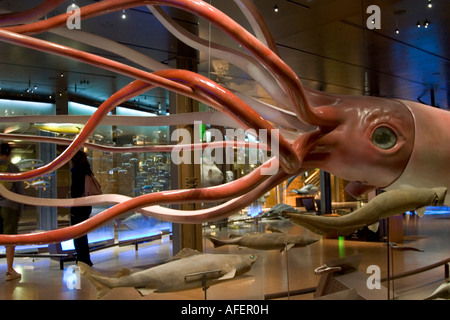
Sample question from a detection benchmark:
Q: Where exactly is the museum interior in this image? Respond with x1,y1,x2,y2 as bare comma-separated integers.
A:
0,0,448,301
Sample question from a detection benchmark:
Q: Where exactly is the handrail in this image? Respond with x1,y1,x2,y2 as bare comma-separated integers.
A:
381,257,450,282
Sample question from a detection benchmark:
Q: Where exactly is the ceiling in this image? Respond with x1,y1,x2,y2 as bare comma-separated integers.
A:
0,0,448,122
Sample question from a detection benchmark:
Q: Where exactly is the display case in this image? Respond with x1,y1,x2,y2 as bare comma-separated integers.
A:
0,99,173,255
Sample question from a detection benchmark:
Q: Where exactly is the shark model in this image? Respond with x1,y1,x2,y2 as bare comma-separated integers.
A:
205,231,318,252
78,248,258,299
288,187,447,236
31,123,84,135
259,203,301,219
289,184,319,196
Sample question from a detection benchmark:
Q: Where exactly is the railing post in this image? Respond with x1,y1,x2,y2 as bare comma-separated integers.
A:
445,263,449,280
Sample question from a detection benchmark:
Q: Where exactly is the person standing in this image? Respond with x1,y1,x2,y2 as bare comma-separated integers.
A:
70,150,93,266
0,143,24,281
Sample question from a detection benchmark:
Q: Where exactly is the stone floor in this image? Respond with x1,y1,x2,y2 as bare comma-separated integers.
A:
0,211,448,301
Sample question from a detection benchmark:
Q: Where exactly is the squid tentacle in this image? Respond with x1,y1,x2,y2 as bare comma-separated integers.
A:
50,27,167,72
0,0,447,247
0,0,67,27
2,0,327,128
233,0,280,56
3,2,307,132
147,5,295,114
0,133,269,154
0,0,332,246
0,80,153,181
0,27,298,173
0,158,282,245
0,168,289,228
0,111,243,130
153,69,299,173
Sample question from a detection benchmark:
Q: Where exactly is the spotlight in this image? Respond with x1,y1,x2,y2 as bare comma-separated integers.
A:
395,28,399,34
417,21,421,28
424,19,430,28
122,10,126,19
427,0,432,8
273,4,279,12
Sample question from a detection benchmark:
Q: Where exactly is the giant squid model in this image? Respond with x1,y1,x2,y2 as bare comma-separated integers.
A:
0,0,448,245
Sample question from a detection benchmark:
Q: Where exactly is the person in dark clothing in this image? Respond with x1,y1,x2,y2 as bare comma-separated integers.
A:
70,150,93,266
0,143,24,281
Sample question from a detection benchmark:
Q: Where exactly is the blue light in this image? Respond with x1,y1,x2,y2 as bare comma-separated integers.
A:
0,99,54,116
247,202,262,218
116,107,156,116
61,239,75,251
68,101,111,115
424,206,450,215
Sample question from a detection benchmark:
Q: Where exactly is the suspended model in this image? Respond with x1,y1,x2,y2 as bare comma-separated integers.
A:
0,0,448,245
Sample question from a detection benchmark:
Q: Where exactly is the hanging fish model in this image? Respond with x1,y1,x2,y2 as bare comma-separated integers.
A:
288,187,447,236
289,184,320,195
205,231,318,252
31,123,84,134
15,159,44,169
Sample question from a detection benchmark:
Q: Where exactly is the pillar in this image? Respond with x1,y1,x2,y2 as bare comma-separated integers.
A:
167,9,202,254
320,170,332,215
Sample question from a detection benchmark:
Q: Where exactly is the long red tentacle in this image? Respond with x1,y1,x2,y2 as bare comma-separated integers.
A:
0,80,153,181
0,0,67,27
0,29,297,174
0,0,327,246
0,158,279,245
3,0,332,127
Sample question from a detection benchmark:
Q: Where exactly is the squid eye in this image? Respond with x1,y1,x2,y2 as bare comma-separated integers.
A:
372,126,397,150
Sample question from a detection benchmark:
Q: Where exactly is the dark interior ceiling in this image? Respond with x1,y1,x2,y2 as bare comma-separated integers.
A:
0,0,448,119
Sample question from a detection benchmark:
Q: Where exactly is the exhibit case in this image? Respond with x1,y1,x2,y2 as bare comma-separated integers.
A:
0,99,174,255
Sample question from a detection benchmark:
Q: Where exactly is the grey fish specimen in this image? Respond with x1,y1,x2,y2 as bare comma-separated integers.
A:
288,187,447,236
289,184,319,195
205,232,318,252
260,203,300,219
78,248,258,299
